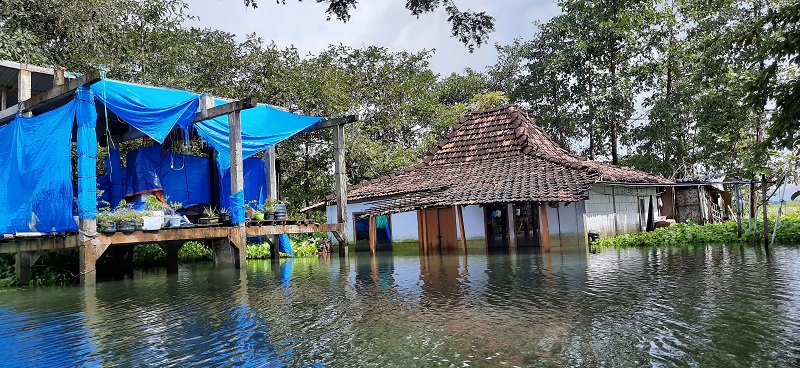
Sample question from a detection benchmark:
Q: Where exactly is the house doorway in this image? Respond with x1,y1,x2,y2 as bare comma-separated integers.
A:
417,207,458,252
513,203,540,247
484,203,508,248
353,213,393,251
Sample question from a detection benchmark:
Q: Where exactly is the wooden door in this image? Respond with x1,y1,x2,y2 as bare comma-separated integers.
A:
418,207,458,251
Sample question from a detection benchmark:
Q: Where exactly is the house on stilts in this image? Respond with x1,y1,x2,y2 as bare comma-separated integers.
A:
323,105,673,252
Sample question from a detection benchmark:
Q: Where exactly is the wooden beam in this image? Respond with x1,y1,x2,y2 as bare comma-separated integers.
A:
507,203,517,248
0,60,56,75
54,69,65,87
302,114,357,133
334,123,348,256
0,69,100,122
192,97,256,123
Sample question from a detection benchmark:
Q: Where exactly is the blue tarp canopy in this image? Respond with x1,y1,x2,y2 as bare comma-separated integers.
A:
0,78,324,233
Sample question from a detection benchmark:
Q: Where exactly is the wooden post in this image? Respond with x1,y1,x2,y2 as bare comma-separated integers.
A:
762,175,769,250
333,123,348,256
611,186,619,236
200,95,221,209
735,184,743,238
457,205,467,254
17,69,31,117
1,89,6,110
750,180,756,230
228,110,247,267
539,204,550,252
369,216,377,255
266,145,280,259
14,250,32,286
507,203,517,248
160,242,183,274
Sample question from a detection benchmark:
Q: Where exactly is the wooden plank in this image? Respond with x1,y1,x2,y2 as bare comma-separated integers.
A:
246,223,345,236
301,114,358,133
0,69,100,122
457,205,467,254
334,123,348,256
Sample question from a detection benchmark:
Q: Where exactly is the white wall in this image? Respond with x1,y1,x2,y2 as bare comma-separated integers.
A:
544,202,587,248
584,184,659,237
327,203,487,243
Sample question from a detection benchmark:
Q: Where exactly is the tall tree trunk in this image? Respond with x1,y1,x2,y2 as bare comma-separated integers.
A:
609,0,620,165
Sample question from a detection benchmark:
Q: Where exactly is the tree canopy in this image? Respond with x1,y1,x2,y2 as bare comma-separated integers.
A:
242,0,495,51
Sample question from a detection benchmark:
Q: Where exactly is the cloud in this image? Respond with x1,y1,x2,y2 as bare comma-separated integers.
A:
185,0,561,75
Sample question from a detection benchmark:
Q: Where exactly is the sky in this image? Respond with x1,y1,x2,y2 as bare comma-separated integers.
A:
184,0,561,76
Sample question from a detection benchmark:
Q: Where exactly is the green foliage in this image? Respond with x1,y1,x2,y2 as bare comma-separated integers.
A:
179,242,213,262
0,254,16,287
595,210,800,248
133,244,166,268
246,243,271,259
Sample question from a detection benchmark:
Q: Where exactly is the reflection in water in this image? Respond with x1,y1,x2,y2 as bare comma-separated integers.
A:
0,245,798,366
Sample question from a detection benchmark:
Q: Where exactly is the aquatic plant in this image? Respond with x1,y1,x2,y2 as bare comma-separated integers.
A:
595,211,800,248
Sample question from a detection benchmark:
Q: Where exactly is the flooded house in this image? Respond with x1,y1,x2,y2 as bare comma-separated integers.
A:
324,105,673,252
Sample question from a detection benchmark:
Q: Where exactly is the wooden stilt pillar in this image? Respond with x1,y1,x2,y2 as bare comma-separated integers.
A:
228,109,247,267
750,180,756,230
333,123,348,256
369,216,377,255
212,239,238,267
457,205,467,254
1,88,6,110
76,86,99,286
539,204,550,252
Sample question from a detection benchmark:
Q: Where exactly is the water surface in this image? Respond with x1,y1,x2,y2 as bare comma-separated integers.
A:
1,244,798,367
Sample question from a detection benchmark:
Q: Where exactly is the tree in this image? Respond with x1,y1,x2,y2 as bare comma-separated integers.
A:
243,0,495,51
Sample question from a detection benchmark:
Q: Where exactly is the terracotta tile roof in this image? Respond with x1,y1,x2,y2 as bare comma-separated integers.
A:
345,105,671,214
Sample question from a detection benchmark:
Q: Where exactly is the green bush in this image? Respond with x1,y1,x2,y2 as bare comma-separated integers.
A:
595,211,800,248
179,241,213,262
247,243,271,259
133,244,166,268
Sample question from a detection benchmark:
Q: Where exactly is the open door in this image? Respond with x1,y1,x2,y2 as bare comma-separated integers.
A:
417,207,458,252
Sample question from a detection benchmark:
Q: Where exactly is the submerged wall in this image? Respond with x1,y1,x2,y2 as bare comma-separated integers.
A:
326,203,485,243
584,184,660,238
544,202,587,248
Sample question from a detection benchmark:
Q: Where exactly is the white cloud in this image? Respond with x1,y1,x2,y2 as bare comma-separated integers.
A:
184,0,561,75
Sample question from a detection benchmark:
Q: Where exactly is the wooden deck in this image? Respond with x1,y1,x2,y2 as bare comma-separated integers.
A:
0,221,345,254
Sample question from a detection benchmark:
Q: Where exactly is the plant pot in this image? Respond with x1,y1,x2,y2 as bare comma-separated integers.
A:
252,213,264,221
266,212,275,220
275,204,287,220
166,215,182,228
198,217,219,225
100,222,117,233
219,213,231,224
118,221,136,232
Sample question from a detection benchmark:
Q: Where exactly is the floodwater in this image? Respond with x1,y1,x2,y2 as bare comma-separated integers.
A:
1,244,799,367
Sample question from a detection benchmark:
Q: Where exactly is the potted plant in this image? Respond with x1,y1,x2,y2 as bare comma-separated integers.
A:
167,201,183,227
246,200,264,221
264,197,277,220
143,195,165,230
218,207,231,224
97,211,117,233
199,207,219,225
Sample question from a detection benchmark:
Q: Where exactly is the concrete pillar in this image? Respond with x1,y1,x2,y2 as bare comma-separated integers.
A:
212,239,239,267
228,109,247,267
14,251,33,286
160,242,183,274
17,69,31,117
507,203,517,248
76,86,99,286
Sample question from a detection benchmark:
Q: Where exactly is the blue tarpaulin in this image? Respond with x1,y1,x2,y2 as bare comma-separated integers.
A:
91,80,200,143
0,78,321,234
220,158,270,211
194,100,322,171
124,146,211,206
0,101,77,233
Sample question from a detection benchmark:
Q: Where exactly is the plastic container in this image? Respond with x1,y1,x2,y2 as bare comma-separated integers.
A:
275,204,287,220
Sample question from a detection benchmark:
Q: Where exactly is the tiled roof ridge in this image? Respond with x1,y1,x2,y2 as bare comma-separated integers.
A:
508,107,597,173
